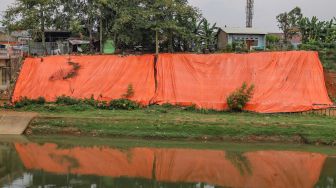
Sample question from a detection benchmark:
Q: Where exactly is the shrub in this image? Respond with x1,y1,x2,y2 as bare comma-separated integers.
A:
82,95,98,107
122,84,135,99
14,96,46,108
109,99,140,110
184,104,197,112
56,95,81,105
35,97,46,105
227,83,254,112
162,103,175,109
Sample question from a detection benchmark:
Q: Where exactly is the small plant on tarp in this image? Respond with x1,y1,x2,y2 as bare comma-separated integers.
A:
227,82,254,112
63,61,81,80
122,84,135,99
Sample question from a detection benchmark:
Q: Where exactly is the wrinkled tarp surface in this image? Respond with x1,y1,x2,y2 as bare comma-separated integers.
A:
13,51,332,113
15,143,326,188
154,51,332,113
12,55,155,105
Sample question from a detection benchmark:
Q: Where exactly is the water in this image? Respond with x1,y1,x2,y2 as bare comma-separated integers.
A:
1,136,336,188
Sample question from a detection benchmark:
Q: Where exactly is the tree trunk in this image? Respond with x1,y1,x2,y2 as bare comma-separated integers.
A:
100,16,103,54
40,4,46,56
168,31,173,53
155,30,159,55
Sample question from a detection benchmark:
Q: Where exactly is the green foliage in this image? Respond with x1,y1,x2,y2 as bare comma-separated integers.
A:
109,99,140,110
184,104,197,112
56,96,81,105
122,84,135,99
196,18,218,52
276,7,302,44
2,0,206,53
298,17,336,44
14,96,46,108
266,34,281,50
227,83,254,112
299,41,336,70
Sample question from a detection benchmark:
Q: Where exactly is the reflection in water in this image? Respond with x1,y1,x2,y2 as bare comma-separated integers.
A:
0,141,335,188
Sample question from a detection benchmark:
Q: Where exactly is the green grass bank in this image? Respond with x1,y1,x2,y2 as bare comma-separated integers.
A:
9,104,336,145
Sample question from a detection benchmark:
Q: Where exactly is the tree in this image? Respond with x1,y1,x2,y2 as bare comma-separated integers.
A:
298,16,336,43
197,18,218,52
276,7,302,44
2,0,204,54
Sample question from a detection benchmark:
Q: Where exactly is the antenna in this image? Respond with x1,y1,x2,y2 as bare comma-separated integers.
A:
246,0,254,28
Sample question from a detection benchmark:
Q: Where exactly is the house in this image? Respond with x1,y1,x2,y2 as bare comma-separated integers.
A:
217,27,267,50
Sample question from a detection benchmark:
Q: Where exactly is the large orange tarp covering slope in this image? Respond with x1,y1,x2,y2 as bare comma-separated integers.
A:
154,51,332,113
15,143,326,188
13,51,332,113
12,55,155,104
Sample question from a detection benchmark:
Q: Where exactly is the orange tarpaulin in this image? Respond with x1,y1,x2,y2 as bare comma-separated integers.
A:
15,143,326,188
12,51,332,113
15,143,154,179
12,55,155,104
154,51,332,113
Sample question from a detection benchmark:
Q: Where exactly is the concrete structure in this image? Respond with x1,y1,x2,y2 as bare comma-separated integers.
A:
0,111,37,135
217,27,267,50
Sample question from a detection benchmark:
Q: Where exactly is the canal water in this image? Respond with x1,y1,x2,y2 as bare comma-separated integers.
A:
0,136,336,188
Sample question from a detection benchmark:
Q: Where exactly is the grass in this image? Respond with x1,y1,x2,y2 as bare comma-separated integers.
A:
12,104,336,145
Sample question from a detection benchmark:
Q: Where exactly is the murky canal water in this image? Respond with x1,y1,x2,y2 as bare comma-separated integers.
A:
0,136,336,188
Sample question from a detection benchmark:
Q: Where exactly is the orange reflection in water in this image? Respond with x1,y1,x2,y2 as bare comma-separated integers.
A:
15,143,327,188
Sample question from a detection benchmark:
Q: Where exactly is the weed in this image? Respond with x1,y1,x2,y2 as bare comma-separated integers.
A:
14,96,46,108
56,96,81,105
109,99,140,110
227,83,254,112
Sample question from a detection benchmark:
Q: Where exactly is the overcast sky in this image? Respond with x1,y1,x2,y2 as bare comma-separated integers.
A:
1,0,336,32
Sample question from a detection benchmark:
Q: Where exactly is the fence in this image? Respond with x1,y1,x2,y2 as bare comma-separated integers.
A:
28,42,70,56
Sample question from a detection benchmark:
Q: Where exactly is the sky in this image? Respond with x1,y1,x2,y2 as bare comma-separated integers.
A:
1,0,336,32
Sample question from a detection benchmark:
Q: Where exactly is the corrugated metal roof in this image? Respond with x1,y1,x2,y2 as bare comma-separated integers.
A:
220,27,267,35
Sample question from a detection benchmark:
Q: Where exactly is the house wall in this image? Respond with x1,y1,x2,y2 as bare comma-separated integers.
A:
217,30,228,50
228,34,266,49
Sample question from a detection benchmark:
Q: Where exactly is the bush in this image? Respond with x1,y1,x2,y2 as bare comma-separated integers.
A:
56,95,81,105
161,103,175,109
184,104,197,112
14,96,46,108
82,95,98,107
109,99,140,110
227,83,254,112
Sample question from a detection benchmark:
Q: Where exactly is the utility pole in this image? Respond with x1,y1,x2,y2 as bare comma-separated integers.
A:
246,0,254,28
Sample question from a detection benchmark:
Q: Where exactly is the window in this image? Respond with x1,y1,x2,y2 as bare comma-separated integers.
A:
253,40,258,46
